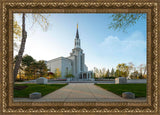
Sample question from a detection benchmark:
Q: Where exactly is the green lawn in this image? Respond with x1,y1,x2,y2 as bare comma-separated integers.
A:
95,84,146,98
14,84,67,98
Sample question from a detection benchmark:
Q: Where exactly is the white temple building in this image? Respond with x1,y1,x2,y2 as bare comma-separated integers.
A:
47,24,93,80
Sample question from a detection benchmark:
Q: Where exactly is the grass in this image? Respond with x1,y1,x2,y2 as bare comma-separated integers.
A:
14,84,67,98
95,84,146,98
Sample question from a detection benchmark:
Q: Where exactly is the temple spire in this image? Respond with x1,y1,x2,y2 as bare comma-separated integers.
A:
74,24,80,48
76,24,79,39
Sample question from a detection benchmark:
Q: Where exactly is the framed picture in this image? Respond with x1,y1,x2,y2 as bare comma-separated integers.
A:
0,0,159,114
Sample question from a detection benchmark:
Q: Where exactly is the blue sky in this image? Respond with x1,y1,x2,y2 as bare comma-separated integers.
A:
14,13,147,71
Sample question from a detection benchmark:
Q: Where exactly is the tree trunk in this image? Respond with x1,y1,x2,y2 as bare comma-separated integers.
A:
13,13,27,81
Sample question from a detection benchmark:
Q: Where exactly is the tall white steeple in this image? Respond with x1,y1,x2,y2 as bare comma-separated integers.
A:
69,24,86,78
74,24,81,48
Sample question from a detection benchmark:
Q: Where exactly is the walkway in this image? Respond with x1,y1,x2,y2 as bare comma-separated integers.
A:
14,83,146,102
40,83,124,102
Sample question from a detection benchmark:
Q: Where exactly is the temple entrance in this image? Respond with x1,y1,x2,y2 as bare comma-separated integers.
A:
80,73,86,79
79,72,93,80
71,71,94,82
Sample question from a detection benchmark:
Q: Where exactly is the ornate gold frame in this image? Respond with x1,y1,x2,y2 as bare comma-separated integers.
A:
0,0,159,114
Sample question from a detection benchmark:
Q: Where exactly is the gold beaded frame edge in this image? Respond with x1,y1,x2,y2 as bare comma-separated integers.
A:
0,0,159,114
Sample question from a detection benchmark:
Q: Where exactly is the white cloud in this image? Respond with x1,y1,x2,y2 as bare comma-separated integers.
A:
100,31,146,55
93,31,147,69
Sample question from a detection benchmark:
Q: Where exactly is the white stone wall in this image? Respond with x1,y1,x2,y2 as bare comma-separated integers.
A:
61,58,72,78
47,57,62,74
47,57,73,79
67,55,76,77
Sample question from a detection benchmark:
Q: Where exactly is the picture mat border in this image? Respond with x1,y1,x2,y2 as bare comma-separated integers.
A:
0,0,159,114
10,8,151,106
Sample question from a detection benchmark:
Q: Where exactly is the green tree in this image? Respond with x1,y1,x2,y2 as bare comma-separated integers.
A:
94,67,107,78
14,54,35,80
93,73,96,79
116,63,129,77
22,54,35,67
115,69,121,77
105,69,110,78
101,68,106,78
110,68,115,77
138,73,144,79
55,68,61,79
108,13,146,32
24,60,48,80
93,67,99,78
130,71,139,79
25,62,38,80
36,60,48,77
